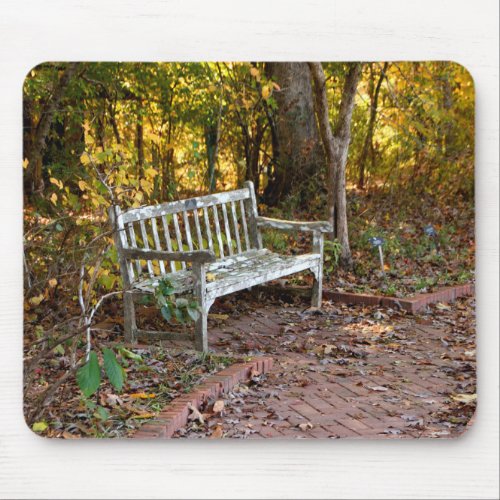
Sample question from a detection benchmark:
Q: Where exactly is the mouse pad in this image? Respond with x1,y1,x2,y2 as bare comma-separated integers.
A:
23,61,475,439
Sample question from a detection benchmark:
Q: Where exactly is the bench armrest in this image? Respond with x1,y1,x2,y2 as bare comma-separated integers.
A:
256,216,332,233
122,248,216,263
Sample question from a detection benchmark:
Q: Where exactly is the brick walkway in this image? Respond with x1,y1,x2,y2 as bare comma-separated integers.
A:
158,290,476,439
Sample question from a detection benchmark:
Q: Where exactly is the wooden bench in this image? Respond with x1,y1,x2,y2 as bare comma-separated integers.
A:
109,181,331,352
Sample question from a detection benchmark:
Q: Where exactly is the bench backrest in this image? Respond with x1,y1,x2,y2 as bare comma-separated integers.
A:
110,181,261,284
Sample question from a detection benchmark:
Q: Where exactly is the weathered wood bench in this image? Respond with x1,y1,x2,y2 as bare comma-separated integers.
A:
109,181,331,352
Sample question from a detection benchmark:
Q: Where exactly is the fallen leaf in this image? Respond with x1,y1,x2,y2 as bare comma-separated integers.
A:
381,427,402,435
209,425,224,439
32,421,48,432
436,302,451,310
131,413,156,419
208,313,229,320
213,400,225,414
62,431,80,439
451,393,477,404
130,392,156,399
188,403,205,424
297,422,314,431
368,386,389,392
29,294,45,306
206,273,216,282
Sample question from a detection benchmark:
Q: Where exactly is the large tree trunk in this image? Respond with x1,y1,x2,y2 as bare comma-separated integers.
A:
309,62,362,269
24,62,79,196
358,62,387,189
264,62,324,206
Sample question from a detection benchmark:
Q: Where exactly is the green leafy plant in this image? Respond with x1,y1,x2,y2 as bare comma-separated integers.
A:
154,277,200,324
324,239,343,273
76,348,126,397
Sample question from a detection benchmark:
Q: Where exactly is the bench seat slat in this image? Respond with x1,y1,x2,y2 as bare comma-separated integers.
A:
132,249,320,298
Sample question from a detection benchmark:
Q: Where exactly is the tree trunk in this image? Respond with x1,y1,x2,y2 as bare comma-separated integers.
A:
205,94,223,193
309,62,362,269
358,62,387,189
136,104,144,177
264,62,324,206
25,62,79,195
245,116,265,193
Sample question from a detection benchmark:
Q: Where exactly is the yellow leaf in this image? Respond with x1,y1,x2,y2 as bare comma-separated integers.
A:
147,132,162,145
130,392,156,399
32,421,48,432
261,85,270,100
29,294,44,306
50,193,58,205
78,180,87,191
23,158,29,169
131,413,156,419
49,177,63,189
140,179,153,194
208,313,228,320
206,273,216,282
48,278,58,288
134,191,144,203
250,67,260,80
80,152,91,166
144,167,158,179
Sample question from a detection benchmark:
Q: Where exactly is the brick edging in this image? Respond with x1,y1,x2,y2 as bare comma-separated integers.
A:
132,357,273,439
324,283,474,314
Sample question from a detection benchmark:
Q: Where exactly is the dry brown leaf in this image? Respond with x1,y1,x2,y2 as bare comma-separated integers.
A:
368,386,389,392
297,422,314,431
188,402,205,424
213,400,225,414
209,425,224,439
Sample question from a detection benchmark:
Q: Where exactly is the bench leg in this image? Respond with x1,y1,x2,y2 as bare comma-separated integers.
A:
311,265,323,308
311,231,324,308
193,263,209,353
124,290,138,343
195,306,208,353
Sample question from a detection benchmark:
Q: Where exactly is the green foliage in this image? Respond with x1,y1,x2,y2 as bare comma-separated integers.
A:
102,348,125,391
261,229,289,253
76,348,127,397
76,351,101,397
324,239,343,273
154,278,200,324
